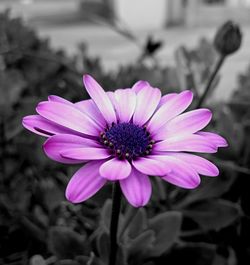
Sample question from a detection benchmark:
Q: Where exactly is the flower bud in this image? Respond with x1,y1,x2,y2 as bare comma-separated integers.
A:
214,20,242,56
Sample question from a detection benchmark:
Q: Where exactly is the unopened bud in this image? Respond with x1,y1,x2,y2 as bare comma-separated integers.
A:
214,20,242,56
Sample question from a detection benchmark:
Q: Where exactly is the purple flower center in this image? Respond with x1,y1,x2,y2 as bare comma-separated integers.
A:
100,123,154,159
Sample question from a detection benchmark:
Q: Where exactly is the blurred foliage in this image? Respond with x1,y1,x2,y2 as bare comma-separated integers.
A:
0,10,249,265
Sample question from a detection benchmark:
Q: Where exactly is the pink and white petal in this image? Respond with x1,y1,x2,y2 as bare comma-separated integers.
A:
132,80,150,93
156,109,212,140
158,93,178,108
22,115,75,137
36,101,101,136
106,91,116,106
105,91,121,120
114,89,136,122
196,131,228,147
162,171,200,189
132,156,171,176
120,169,152,207
43,134,101,163
164,152,219,177
133,87,161,126
147,90,193,133
48,95,73,105
66,161,107,203
166,108,212,133
61,147,111,161
49,96,106,130
99,158,131,180
75,99,106,129
154,134,217,153
160,156,201,189
83,75,116,124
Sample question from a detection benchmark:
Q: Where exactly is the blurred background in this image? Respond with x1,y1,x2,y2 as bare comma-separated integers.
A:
1,1,250,265
1,0,250,100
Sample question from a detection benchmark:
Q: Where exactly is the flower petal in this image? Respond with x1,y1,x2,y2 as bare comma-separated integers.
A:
120,168,152,207
22,115,74,137
160,156,200,189
196,131,228,147
36,101,100,136
155,109,212,140
132,80,150,93
83,75,116,124
106,91,120,120
99,158,131,180
164,153,219,176
43,134,101,163
154,134,217,153
132,156,171,176
65,161,107,203
48,95,73,105
158,93,178,108
75,99,106,129
106,91,116,105
114,89,136,122
147,90,193,133
133,87,161,126
61,147,111,161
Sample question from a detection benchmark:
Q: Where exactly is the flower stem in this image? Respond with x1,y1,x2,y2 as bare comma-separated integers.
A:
196,54,226,108
109,182,122,265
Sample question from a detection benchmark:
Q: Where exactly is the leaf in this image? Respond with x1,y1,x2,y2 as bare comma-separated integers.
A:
33,206,49,227
183,199,241,231
120,207,147,241
29,255,46,265
76,253,104,265
40,178,64,212
212,249,237,265
48,226,86,259
212,254,227,265
175,171,237,208
116,246,128,265
148,211,182,257
96,231,110,264
126,230,155,264
127,230,155,255
127,208,147,239
166,242,216,265
100,199,112,233
118,205,138,238
74,255,90,264
96,225,127,265
20,216,46,243
56,260,79,265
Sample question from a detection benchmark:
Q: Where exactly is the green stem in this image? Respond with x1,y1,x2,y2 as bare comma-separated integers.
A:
109,182,122,265
196,55,226,108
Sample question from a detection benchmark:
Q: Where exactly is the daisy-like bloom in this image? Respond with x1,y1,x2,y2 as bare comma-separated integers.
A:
22,75,227,207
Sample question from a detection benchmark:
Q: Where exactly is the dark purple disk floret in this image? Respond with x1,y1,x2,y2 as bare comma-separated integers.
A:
101,123,152,159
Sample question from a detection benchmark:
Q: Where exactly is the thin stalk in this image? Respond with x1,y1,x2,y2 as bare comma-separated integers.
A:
109,182,122,265
196,55,226,108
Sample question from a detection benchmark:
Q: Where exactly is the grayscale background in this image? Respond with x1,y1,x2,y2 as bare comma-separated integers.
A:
0,1,249,265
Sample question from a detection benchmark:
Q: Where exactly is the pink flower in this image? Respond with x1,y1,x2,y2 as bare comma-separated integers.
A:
22,75,228,207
